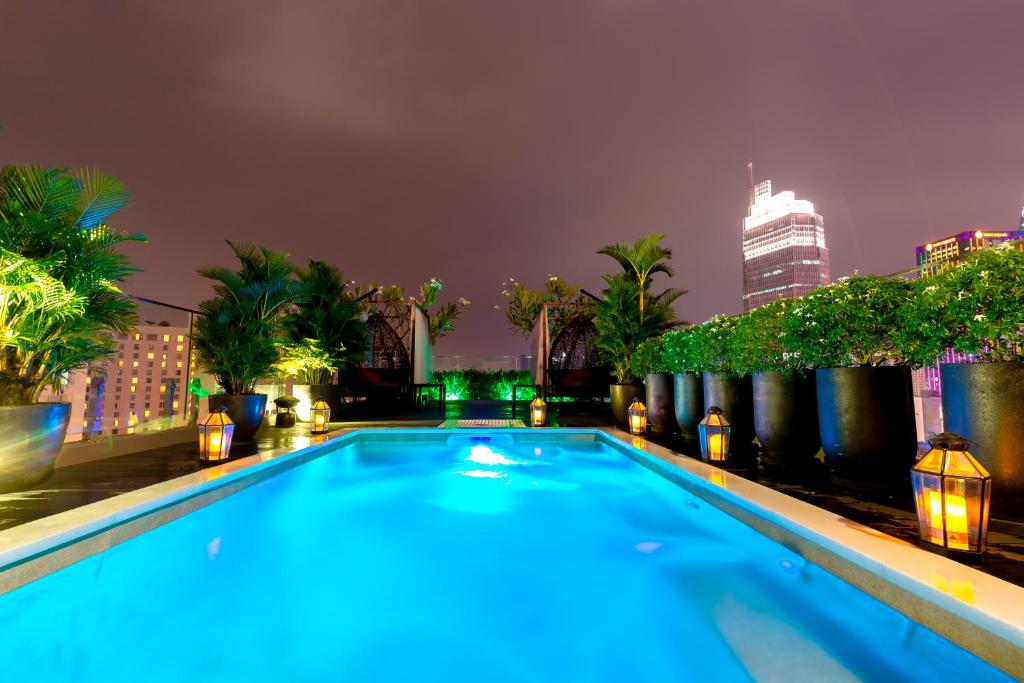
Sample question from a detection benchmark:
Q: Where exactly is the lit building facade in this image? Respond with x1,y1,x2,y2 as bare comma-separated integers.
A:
915,229,1024,278
742,177,830,312
43,323,198,437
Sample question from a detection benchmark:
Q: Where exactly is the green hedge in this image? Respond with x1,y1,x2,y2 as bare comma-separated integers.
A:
428,369,532,401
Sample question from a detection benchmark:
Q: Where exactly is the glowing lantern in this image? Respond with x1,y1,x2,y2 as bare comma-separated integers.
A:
198,408,234,463
627,398,647,435
530,396,547,427
911,433,991,554
310,398,331,434
698,406,731,463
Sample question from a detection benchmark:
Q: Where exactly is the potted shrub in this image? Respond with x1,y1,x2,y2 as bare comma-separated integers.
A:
898,244,1024,519
662,326,704,440
595,234,683,424
192,242,303,442
732,297,819,471
634,336,674,433
282,260,367,415
0,165,143,491
786,276,921,488
594,273,681,423
689,315,755,462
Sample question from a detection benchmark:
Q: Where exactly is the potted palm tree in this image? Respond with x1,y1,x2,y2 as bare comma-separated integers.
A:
283,260,367,415
634,336,674,433
594,274,681,423
192,242,303,441
0,165,143,491
689,315,755,463
595,234,684,423
898,244,1024,519
732,297,819,471
662,326,704,441
786,276,922,488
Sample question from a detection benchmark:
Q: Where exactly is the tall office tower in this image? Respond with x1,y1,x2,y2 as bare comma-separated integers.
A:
741,165,830,312
915,229,1024,278
42,323,198,437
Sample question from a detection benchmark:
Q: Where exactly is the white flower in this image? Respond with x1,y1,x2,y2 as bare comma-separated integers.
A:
974,313,986,321
459,298,471,305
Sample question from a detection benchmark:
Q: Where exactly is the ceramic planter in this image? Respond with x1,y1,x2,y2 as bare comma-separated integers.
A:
702,374,755,462
644,373,675,433
673,372,704,439
815,367,917,487
208,393,267,442
0,403,71,493
941,361,1024,521
609,384,643,424
753,370,820,471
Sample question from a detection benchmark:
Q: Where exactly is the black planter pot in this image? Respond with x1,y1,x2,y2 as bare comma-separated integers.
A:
310,384,343,417
0,403,71,493
644,373,675,433
940,361,1024,521
673,372,704,439
815,367,917,487
209,394,267,442
703,374,755,461
609,384,643,424
753,370,820,471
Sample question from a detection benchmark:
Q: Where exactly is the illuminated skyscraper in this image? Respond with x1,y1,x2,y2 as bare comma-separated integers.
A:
741,165,830,312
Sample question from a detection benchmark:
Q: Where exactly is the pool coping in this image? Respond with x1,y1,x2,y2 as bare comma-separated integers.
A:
0,427,1022,678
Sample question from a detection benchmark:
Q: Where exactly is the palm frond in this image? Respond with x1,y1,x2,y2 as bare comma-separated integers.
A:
70,168,129,228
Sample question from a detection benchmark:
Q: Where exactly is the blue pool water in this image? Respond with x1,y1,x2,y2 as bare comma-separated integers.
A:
0,431,1011,682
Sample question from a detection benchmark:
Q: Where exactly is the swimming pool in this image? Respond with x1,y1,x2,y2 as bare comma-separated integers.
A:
0,430,1016,681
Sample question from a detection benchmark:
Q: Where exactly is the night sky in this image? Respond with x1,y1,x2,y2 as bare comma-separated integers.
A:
2,1,1021,358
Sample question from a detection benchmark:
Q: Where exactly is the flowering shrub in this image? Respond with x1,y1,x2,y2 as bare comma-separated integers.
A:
897,244,1024,362
686,315,743,377
661,327,700,374
783,276,922,367
731,297,805,377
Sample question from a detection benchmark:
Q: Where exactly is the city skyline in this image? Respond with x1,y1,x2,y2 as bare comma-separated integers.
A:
2,2,1022,357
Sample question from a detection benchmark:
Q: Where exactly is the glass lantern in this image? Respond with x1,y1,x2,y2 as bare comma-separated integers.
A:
698,406,731,463
911,433,991,554
530,396,547,427
627,398,647,435
198,408,234,463
310,398,331,435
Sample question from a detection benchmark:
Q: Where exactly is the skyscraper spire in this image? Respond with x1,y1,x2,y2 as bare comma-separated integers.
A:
747,162,755,216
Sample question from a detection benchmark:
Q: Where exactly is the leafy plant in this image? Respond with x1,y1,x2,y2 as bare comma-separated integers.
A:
633,336,671,376
731,297,806,377
897,244,1024,363
500,275,593,337
372,277,469,344
429,369,531,400
784,276,921,368
594,273,681,383
662,327,700,374
688,315,742,378
283,260,367,382
192,242,303,395
0,165,143,406
275,338,337,385
597,233,674,316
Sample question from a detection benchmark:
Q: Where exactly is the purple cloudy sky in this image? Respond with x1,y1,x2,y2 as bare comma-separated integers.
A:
2,1,1022,357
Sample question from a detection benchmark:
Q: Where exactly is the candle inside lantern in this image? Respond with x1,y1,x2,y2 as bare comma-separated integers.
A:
707,433,724,461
